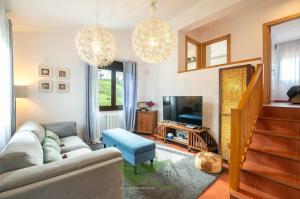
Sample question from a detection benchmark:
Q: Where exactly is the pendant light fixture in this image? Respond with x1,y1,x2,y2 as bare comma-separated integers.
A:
75,0,117,67
132,0,175,63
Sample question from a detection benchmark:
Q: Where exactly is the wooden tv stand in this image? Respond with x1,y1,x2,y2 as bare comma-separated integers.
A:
154,121,218,152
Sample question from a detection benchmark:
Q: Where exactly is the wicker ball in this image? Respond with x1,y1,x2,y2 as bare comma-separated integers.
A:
195,152,222,173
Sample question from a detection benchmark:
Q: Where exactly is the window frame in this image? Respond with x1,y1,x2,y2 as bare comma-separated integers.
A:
98,61,124,112
202,34,231,68
185,36,202,71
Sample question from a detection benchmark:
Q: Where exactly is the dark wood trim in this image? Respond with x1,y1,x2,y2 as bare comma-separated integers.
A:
263,13,300,104
202,34,231,68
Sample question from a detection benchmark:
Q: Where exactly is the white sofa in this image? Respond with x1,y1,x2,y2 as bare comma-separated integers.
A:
0,121,124,199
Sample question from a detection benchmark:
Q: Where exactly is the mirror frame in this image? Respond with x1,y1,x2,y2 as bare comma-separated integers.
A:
202,34,231,68
185,36,201,71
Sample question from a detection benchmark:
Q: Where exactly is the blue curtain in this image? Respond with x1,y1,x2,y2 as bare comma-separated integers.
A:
123,61,137,132
84,64,101,143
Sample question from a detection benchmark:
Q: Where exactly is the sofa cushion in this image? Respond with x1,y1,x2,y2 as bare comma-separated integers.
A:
17,121,45,142
43,146,62,163
42,138,61,153
62,148,92,158
45,130,60,145
60,136,89,153
0,131,43,173
43,121,77,138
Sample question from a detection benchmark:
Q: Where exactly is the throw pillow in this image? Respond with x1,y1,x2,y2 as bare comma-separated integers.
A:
43,146,62,163
45,130,60,145
42,138,61,153
43,121,77,138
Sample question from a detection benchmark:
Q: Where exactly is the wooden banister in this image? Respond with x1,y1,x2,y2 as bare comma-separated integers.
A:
229,64,263,193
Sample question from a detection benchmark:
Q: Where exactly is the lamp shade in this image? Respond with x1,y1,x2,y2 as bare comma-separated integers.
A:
15,85,28,98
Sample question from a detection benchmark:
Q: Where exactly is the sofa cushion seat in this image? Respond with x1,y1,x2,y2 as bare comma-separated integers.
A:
60,136,89,153
103,128,155,155
63,148,92,158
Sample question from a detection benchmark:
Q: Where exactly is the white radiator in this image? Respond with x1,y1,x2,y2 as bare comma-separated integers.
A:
102,112,123,130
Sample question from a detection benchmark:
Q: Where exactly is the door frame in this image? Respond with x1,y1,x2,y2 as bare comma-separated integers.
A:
263,12,300,104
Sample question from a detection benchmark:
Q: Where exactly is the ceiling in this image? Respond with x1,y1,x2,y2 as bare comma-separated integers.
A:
6,0,200,32
271,17,300,45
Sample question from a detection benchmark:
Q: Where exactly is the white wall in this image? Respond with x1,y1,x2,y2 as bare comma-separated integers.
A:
14,29,148,132
13,0,300,141
147,0,300,143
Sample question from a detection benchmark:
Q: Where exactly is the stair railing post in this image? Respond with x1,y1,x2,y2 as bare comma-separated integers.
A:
229,108,242,192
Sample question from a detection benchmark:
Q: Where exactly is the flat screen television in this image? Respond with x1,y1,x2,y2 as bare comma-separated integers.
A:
163,96,203,126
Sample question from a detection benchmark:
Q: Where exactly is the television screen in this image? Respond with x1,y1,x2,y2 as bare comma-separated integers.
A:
163,96,203,126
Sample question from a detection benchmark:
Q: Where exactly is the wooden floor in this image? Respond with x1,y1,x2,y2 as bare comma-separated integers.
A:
139,134,230,199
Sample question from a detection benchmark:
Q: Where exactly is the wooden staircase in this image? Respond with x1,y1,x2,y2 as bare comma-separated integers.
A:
236,104,300,198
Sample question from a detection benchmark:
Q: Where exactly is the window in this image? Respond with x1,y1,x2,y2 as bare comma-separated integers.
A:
185,36,201,71
98,61,124,111
202,34,231,67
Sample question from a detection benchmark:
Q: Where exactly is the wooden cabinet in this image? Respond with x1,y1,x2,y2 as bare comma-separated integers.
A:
153,121,217,152
135,111,157,134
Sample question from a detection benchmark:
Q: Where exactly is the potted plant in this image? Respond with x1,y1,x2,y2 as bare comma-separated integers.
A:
146,101,155,111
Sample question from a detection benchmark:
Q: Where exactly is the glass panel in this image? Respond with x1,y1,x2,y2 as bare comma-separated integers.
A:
98,69,112,106
116,71,124,106
187,42,197,70
206,40,227,67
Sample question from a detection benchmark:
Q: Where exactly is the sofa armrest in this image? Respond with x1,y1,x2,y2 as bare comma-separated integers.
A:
0,148,123,194
42,121,77,138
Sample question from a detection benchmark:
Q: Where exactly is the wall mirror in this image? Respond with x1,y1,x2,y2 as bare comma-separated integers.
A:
186,36,201,71
203,35,231,67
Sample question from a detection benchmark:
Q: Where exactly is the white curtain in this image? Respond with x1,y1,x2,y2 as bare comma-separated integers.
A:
272,39,300,101
0,0,14,150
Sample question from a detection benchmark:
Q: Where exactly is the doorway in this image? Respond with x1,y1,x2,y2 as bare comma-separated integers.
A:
271,18,300,102
263,13,300,103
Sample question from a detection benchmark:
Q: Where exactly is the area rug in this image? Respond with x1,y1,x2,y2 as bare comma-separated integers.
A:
121,144,219,199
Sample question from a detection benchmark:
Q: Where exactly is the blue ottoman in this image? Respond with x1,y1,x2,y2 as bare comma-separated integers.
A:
103,128,156,169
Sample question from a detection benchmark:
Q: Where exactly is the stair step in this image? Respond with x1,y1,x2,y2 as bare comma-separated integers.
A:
261,105,300,120
239,183,279,199
231,190,254,199
251,133,298,157
259,116,300,123
246,150,296,175
249,144,300,162
255,129,300,140
256,119,300,136
242,161,300,190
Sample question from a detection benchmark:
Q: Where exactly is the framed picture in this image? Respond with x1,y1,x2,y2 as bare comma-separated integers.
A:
39,66,53,77
39,80,52,92
56,68,70,80
56,81,70,93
